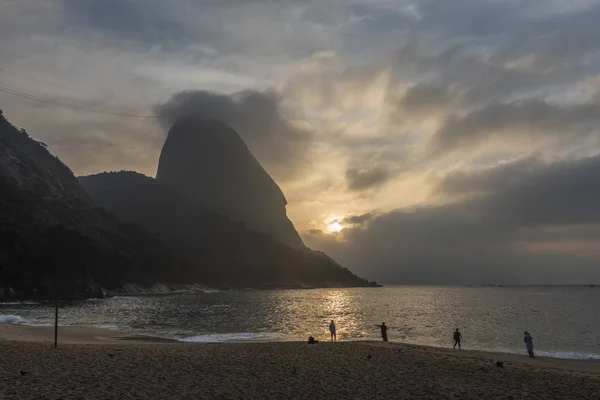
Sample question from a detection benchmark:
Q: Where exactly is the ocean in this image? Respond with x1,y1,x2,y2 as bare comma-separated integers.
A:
2,286,599,360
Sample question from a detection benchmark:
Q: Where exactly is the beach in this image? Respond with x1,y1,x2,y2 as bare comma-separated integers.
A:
0,325,599,399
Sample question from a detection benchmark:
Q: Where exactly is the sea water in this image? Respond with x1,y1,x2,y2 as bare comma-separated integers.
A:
2,286,599,359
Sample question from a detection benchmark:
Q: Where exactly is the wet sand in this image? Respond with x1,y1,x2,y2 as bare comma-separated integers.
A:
0,324,176,344
1,325,599,399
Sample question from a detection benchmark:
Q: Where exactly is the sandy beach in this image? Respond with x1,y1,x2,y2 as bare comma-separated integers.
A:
1,325,599,399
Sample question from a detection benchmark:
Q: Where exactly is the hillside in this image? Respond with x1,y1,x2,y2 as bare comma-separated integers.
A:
0,110,375,300
0,112,194,300
80,171,374,288
156,117,304,248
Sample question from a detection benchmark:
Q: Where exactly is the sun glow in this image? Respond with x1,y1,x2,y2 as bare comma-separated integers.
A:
327,220,344,232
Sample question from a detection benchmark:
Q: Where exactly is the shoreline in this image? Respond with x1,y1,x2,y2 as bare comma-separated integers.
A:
1,324,600,372
2,322,600,360
0,324,177,344
0,330,598,399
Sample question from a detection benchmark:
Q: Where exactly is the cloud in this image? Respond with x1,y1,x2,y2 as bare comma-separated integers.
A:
432,157,542,198
436,155,600,225
154,89,313,180
377,2,600,109
342,213,374,226
398,82,454,115
345,165,394,191
309,155,600,284
428,99,600,156
63,0,190,47
4,0,600,284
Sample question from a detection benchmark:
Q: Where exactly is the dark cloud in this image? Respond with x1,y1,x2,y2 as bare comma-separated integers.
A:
155,89,313,180
62,0,347,59
383,4,600,110
342,213,374,226
311,155,600,284
391,45,589,115
438,155,600,225
63,0,192,47
429,99,600,155
412,0,530,38
433,157,541,198
399,83,454,114
492,4,600,72
345,165,393,191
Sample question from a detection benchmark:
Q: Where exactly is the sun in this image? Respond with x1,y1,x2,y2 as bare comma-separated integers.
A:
327,220,344,232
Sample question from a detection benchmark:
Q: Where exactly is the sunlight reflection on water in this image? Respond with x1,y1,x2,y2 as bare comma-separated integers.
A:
2,286,600,358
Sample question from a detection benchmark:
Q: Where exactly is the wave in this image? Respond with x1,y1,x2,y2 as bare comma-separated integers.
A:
536,350,600,360
179,332,288,343
0,314,22,324
91,324,120,330
452,344,600,361
0,301,39,306
191,287,221,294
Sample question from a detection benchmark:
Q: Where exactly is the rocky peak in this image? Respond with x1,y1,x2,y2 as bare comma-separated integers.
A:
156,117,304,248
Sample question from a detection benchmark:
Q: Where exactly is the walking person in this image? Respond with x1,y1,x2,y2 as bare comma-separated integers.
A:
376,322,388,341
329,320,337,342
453,328,462,350
524,331,535,358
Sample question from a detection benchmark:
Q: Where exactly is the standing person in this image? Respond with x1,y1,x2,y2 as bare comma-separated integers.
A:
453,328,462,350
329,320,337,342
376,322,388,341
524,331,535,358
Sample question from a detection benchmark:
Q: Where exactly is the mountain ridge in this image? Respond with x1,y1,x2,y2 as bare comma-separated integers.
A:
0,111,198,301
80,170,376,289
156,116,304,248
0,110,377,300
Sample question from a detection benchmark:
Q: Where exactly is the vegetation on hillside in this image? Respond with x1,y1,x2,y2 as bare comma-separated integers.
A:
0,114,192,300
80,171,375,289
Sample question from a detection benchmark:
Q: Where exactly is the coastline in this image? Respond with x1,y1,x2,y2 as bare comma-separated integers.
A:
0,326,598,399
1,324,600,372
0,324,177,344
2,323,600,362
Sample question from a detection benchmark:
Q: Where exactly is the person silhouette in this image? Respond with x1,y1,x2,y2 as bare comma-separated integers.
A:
453,328,462,350
524,331,535,358
376,322,388,341
329,320,337,342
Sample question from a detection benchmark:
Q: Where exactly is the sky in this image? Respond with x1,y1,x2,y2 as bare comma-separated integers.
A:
2,0,600,284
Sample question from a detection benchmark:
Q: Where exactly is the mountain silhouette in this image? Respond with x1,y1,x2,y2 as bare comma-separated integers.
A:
156,117,303,248
0,109,375,300
0,111,194,301
80,171,373,288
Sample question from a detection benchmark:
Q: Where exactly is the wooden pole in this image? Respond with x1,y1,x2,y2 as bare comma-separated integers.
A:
54,298,58,349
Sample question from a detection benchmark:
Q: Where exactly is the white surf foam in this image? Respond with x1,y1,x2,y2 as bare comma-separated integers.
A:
179,332,287,343
0,314,22,324
457,345,600,361
536,350,600,360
